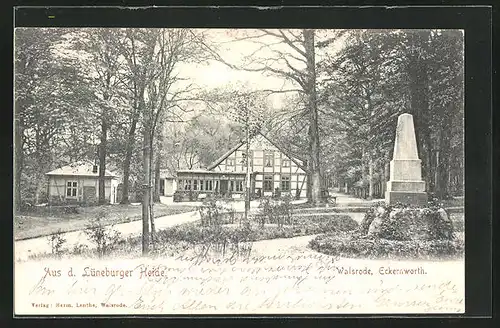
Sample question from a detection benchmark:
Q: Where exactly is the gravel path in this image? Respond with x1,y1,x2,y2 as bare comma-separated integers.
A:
250,234,322,257
14,211,200,262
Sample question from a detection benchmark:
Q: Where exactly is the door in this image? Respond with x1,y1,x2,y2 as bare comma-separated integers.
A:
110,186,117,204
160,178,165,196
220,180,228,196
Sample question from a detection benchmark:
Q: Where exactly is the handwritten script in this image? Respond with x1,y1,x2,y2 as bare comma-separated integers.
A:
15,252,464,315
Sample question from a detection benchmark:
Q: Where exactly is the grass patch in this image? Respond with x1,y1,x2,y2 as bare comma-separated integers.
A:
15,204,197,240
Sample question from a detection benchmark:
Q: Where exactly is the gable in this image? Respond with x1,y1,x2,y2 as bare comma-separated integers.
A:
207,133,307,173
46,161,117,178
246,134,280,152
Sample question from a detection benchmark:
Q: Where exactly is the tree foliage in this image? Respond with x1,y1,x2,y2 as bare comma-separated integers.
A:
318,29,464,198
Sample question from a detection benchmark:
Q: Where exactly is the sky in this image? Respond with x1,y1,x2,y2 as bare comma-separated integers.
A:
174,29,346,110
41,28,346,116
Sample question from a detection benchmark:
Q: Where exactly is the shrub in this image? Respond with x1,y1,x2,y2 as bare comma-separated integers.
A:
155,222,204,245
84,210,122,258
72,243,91,256
257,197,293,227
358,206,377,235
198,197,224,227
157,221,254,260
47,229,66,257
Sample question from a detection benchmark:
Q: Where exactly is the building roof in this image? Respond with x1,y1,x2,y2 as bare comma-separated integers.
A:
207,141,245,170
46,161,118,178
159,168,176,179
206,132,308,172
177,169,246,176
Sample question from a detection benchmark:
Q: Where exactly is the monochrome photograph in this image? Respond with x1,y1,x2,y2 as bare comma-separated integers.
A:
14,26,465,315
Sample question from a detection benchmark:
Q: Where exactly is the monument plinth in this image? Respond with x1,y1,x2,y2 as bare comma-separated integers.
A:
385,113,428,205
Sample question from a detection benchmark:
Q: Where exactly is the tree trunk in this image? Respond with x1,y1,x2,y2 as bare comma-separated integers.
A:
153,153,161,203
14,109,24,212
120,116,138,204
149,136,156,245
436,126,451,199
368,157,374,199
141,127,151,256
98,119,108,205
306,166,312,201
381,167,386,195
407,30,433,193
303,29,322,205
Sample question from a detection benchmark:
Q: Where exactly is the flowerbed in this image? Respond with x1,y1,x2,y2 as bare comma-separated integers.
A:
309,232,464,260
308,202,464,260
125,213,359,257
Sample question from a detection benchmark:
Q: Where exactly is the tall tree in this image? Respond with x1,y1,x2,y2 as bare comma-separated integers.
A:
317,29,464,199
70,28,126,204
162,114,244,174
318,30,403,197
14,28,90,209
120,28,207,255
208,29,345,204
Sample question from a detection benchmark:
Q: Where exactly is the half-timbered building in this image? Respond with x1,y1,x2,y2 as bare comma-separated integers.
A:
172,133,308,200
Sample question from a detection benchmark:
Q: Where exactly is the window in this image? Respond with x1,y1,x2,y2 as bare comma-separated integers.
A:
236,181,243,192
200,180,204,191
178,179,183,190
205,180,213,191
160,179,165,196
185,180,192,190
264,152,274,167
281,175,291,191
282,158,290,167
227,158,235,166
263,175,273,192
230,181,234,192
193,180,198,191
66,181,78,197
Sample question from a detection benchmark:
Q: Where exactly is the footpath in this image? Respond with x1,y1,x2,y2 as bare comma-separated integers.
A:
14,211,200,262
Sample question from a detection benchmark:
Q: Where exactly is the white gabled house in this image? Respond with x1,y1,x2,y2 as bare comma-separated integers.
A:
158,169,177,197
46,161,119,205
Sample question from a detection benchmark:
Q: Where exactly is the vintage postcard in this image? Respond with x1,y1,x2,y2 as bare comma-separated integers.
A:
14,26,465,315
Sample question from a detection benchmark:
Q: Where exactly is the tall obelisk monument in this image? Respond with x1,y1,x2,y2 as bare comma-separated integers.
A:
385,113,428,205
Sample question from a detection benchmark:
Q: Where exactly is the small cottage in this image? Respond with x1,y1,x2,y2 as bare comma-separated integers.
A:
46,161,119,205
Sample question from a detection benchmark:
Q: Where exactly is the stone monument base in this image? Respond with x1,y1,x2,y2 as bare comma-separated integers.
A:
385,191,428,206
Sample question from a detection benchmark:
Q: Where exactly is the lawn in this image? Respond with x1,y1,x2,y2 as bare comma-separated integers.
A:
14,203,197,240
